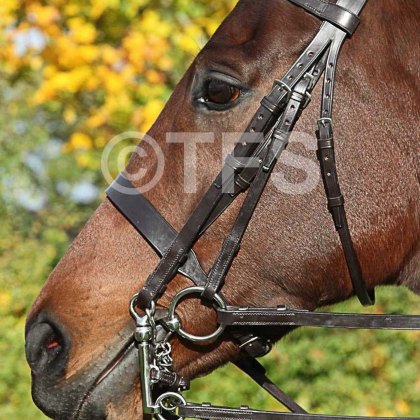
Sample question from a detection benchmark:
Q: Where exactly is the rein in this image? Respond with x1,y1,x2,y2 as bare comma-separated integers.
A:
106,0,420,418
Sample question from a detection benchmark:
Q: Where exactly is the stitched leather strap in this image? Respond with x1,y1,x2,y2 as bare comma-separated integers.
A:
314,1,374,306
136,23,338,309
287,0,361,36
179,403,419,420
106,175,207,286
201,76,314,300
217,307,420,330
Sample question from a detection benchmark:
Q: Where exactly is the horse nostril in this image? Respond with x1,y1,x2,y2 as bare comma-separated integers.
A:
25,321,68,376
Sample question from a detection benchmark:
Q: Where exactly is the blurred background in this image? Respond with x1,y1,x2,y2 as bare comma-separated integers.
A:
0,0,418,418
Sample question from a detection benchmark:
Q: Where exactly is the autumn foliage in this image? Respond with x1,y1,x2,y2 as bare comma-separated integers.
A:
0,0,236,165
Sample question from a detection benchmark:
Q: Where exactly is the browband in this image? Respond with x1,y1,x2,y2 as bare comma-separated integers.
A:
287,0,362,36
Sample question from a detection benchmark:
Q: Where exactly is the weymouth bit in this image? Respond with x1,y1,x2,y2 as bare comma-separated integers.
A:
130,295,185,419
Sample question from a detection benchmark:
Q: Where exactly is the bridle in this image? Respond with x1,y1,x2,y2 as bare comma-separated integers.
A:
105,0,420,418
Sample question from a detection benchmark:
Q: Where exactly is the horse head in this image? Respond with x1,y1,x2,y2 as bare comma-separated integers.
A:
25,0,419,418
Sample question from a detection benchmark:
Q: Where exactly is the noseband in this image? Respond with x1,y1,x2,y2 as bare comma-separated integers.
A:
106,0,420,418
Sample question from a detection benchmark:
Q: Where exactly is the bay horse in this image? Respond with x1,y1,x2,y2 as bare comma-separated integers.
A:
25,0,419,419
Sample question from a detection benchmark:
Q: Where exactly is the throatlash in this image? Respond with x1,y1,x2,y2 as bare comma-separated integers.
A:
106,0,420,418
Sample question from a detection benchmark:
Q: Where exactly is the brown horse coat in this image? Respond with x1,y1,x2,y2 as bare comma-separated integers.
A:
26,1,419,418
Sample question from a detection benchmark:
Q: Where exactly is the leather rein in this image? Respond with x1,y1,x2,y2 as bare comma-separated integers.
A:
106,0,420,418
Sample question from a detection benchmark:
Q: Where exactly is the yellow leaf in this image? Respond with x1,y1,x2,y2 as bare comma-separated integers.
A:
63,3,79,17
86,112,106,129
140,99,164,132
30,56,43,71
140,10,171,38
68,17,97,44
69,132,93,150
157,56,173,71
176,33,201,55
91,0,107,19
101,45,120,65
78,45,100,64
104,72,125,94
28,5,60,28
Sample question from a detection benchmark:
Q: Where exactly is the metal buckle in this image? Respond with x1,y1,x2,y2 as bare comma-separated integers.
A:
239,336,272,358
301,72,315,109
304,71,315,87
164,286,226,343
273,80,292,101
317,117,333,128
302,91,312,109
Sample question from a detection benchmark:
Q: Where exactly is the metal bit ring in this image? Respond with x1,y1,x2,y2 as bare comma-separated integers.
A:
155,392,186,420
166,286,226,343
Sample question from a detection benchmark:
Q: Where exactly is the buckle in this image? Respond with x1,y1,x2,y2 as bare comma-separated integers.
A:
317,117,333,128
304,71,315,88
302,91,312,109
273,80,292,101
301,72,315,109
239,336,272,358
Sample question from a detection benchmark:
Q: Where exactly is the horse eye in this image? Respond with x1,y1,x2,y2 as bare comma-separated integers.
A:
205,79,241,105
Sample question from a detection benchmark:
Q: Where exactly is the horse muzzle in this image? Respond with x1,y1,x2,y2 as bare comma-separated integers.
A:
25,312,138,419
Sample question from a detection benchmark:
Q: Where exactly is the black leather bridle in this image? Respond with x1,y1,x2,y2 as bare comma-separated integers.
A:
106,0,420,418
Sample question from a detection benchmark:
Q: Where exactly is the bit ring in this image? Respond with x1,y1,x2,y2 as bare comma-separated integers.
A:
166,286,226,343
155,392,186,420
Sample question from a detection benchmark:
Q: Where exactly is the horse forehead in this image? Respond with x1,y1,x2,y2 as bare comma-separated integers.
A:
202,0,317,73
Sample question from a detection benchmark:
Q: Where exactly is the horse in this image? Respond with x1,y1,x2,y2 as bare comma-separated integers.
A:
25,0,419,418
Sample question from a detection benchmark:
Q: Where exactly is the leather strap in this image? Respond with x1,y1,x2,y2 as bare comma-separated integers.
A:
217,306,420,330
287,0,361,36
315,5,374,306
230,330,272,358
106,175,207,286
201,76,314,300
234,357,307,414
179,403,419,420
136,23,339,309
